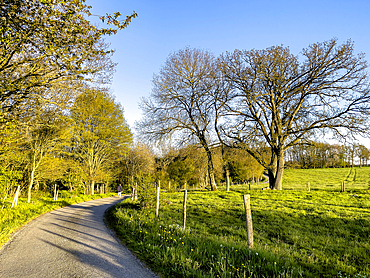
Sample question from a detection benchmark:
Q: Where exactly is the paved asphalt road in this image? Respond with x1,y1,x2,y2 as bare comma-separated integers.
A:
0,197,159,278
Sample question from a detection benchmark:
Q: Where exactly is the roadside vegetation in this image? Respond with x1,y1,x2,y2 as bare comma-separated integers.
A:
107,168,370,278
0,191,116,248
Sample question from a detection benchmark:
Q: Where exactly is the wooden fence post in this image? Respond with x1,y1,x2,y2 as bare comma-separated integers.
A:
243,194,254,249
135,183,138,201
341,181,345,192
183,189,188,230
53,184,58,201
307,182,310,192
156,181,160,217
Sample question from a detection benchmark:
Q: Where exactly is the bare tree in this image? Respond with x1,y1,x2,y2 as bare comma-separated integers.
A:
357,144,370,166
218,39,370,190
138,48,221,190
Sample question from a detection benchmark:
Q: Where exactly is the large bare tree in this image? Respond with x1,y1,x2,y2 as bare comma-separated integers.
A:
138,48,220,190
218,39,370,190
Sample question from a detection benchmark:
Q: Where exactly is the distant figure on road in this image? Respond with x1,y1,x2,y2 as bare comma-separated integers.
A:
117,184,123,198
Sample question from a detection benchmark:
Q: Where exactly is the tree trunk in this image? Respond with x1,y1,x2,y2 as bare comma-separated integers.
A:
273,154,284,190
11,186,20,208
208,167,218,191
28,168,36,203
268,152,277,189
199,136,217,191
90,180,95,195
226,168,230,191
268,151,284,190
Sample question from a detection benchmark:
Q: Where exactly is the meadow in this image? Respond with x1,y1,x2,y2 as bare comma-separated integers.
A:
107,167,370,278
0,191,116,247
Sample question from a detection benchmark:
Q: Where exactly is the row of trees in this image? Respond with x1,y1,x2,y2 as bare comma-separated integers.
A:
285,142,370,169
138,40,370,190
0,87,132,204
117,143,265,192
0,0,137,206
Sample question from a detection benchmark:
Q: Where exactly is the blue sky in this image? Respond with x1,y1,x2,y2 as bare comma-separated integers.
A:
86,0,370,143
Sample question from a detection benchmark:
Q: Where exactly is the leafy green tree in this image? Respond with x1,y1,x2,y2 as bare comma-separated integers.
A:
70,88,132,195
0,0,137,124
218,39,370,190
167,157,196,188
224,147,264,184
23,110,69,203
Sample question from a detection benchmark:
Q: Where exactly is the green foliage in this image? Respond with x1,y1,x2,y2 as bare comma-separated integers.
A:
107,170,370,277
168,157,196,186
0,0,137,121
70,88,132,194
0,165,22,206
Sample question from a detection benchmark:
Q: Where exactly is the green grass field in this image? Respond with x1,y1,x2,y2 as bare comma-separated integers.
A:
107,167,370,278
282,167,370,191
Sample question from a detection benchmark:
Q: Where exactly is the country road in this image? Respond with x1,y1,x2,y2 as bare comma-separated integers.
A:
0,197,159,278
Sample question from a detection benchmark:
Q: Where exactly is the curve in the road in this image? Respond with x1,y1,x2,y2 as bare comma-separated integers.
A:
0,197,159,278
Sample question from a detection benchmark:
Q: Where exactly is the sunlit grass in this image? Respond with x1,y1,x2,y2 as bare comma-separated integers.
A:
107,167,370,277
282,167,370,191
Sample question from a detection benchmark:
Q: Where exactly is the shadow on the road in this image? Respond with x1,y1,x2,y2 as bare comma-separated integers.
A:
38,229,119,260
37,197,147,277
39,238,138,277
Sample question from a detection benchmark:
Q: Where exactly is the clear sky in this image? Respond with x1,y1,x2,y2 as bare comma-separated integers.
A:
86,0,370,143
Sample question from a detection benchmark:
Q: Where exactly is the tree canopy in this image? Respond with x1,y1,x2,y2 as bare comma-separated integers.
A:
217,39,370,189
70,88,132,194
0,0,137,124
138,48,220,190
